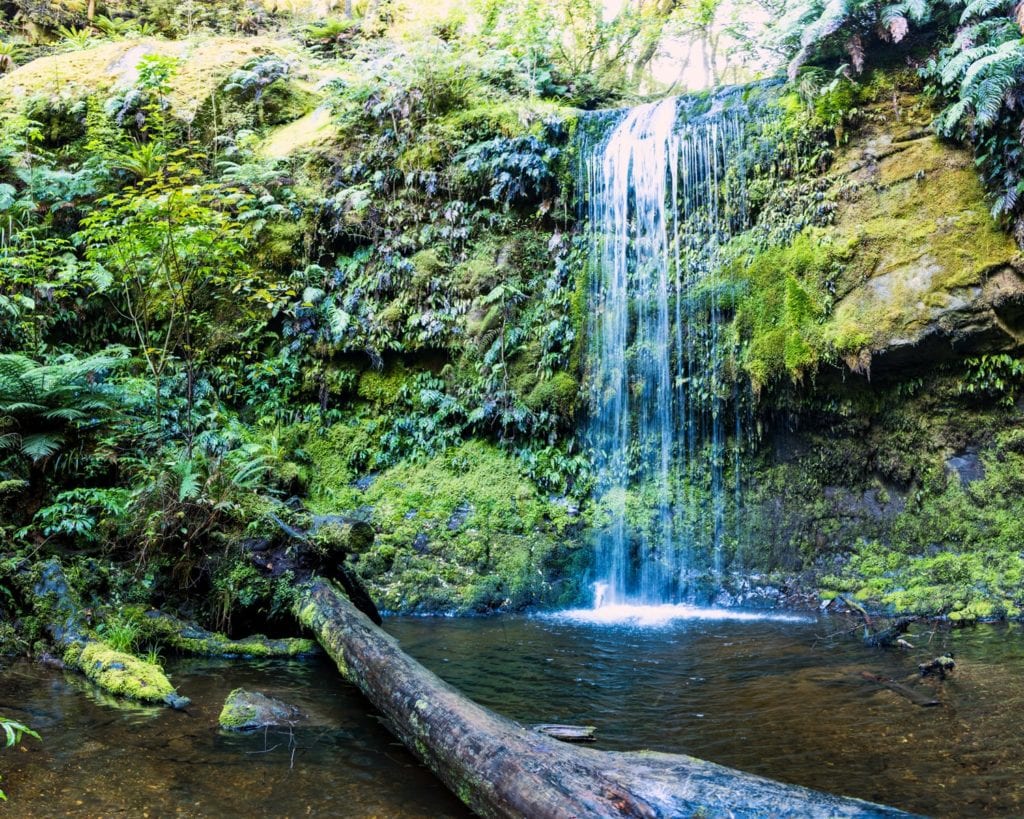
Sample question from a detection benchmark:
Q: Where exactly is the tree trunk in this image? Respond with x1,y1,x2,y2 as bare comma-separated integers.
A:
295,578,914,818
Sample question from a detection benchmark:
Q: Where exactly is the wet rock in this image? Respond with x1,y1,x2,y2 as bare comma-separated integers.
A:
919,655,956,679
413,533,430,554
447,502,473,531
355,473,377,491
219,688,304,731
945,450,985,486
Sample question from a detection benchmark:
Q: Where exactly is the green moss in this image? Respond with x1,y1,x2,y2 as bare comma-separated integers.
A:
825,135,1018,353
357,365,412,407
256,219,307,272
219,688,257,729
303,421,375,512
524,372,579,417
64,640,182,705
818,430,1024,619
354,441,574,612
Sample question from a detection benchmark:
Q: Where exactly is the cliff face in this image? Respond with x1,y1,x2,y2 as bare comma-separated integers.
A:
728,85,1024,618
823,99,1023,374
2,32,1021,618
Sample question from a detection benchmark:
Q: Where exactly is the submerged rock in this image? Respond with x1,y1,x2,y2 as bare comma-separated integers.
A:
219,688,304,731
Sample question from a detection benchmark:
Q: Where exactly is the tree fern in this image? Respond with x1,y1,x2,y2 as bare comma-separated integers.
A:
959,0,1015,23
0,349,127,463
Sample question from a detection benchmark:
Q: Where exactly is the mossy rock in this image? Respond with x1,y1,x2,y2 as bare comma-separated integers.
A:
524,372,580,418
219,688,304,731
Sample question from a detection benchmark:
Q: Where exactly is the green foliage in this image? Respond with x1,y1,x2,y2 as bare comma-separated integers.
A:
0,716,40,802
32,487,130,543
97,615,140,653
0,349,127,464
959,353,1024,405
729,233,837,388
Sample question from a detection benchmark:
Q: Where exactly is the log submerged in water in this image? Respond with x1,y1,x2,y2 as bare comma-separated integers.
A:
296,578,915,818
25,560,190,709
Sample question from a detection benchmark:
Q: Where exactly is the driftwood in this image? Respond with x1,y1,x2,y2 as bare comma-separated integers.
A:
296,578,914,818
141,610,319,658
533,724,597,742
859,672,941,707
840,597,918,648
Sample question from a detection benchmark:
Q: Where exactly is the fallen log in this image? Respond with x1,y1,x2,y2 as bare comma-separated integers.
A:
859,672,941,707
26,560,189,709
141,610,319,658
296,578,914,818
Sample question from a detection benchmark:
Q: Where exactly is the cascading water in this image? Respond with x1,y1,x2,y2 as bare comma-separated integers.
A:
582,94,757,609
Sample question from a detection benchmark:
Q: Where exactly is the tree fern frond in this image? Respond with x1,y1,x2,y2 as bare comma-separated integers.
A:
960,0,1013,23
961,39,1024,90
20,434,63,461
942,44,997,84
934,96,974,134
800,0,852,49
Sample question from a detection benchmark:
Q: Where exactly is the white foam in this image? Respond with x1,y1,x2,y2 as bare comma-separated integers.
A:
547,604,811,627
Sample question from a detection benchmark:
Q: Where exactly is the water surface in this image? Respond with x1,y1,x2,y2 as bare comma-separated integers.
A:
3,615,1023,817
0,654,467,817
389,613,1024,817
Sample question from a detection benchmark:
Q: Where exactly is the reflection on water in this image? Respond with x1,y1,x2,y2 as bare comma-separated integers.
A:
3,616,1024,817
387,615,1024,817
0,655,468,817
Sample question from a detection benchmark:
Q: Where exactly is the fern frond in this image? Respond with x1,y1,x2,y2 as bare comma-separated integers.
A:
960,0,1013,23
942,44,997,84
20,434,63,461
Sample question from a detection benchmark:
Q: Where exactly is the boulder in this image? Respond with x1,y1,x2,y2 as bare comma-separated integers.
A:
218,688,304,731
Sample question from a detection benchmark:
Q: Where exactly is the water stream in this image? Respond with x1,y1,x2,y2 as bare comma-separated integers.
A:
4,618,1024,817
582,95,756,606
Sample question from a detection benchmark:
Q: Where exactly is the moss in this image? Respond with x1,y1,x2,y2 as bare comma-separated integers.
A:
825,134,1018,352
353,441,574,612
357,365,412,407
259,105,336,158
0,37,306,123
218,688,257,729
256,218,308,272
810,422,1024,619
63,639,183,705
303,421,375,512
524,372,579,417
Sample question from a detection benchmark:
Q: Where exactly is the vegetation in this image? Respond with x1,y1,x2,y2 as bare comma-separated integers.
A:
0,0,1021,730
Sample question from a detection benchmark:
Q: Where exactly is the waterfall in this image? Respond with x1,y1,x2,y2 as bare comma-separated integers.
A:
582,95,754,607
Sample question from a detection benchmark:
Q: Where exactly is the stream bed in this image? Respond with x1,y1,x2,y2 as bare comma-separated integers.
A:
4,613,1024,816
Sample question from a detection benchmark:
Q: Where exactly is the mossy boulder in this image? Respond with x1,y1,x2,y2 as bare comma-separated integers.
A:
219,688,304,731
824,103,1024,374
308,440,582,613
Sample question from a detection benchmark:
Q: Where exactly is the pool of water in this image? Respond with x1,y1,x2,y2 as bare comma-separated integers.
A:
0,655,468,817
3,614,1024,817
388,613,1024,817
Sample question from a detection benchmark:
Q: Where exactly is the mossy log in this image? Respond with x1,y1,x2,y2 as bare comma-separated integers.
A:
296,578,915,818
142,610,319,658
30,560,189,709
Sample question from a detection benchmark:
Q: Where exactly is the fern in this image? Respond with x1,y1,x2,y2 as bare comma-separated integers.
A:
0,349,127,463
960,0,1014,23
